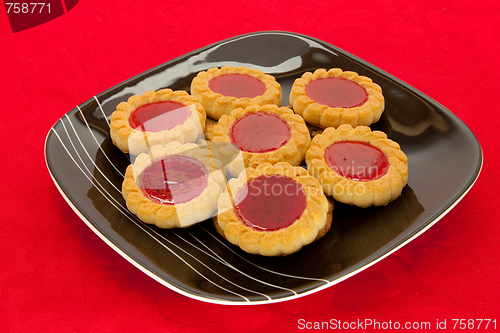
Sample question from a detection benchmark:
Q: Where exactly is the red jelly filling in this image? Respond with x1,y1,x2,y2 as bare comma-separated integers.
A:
305,77,368,108
325,141,389,181
137,155,208,205
234,175,307,231
209,74,266,98
129,101,191,132
229,112,291,153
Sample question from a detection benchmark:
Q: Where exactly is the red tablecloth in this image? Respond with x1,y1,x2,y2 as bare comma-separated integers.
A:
1,0,498,332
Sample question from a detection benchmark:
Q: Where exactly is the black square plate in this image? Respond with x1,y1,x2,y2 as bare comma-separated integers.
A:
45,31,482,304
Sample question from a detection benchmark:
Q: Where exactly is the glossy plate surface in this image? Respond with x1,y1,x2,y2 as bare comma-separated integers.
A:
45,31,482,304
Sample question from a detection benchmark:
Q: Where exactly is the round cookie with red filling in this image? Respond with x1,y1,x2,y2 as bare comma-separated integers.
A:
214,162,332,256
289,68,385,128
209,104,311,177
190,66,282,120
306,124,408,207
110,89,206,155
122,142,226,228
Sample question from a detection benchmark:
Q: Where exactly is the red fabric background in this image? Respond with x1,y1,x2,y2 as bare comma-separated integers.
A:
1,0,499,332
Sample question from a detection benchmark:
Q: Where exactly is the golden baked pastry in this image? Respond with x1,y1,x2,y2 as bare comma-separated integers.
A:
210,104,311,177
306,124,408,207
122,142,226,228
202,116,218,142
110,89,206,155
289,68,384,128
214,162,332,256
190,66,282,120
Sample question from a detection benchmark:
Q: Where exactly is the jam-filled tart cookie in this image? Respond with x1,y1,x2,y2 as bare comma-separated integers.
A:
214,162,332,256
306,124,408,207
110,89,206,155
122,142,226,228
210,104,311,177
289,68,385,128
190,66,282,120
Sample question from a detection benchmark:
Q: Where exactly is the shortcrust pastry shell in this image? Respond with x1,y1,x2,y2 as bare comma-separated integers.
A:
306,124,408,207
202,116,219,142
122,142,226,228
210,104,311,177
289,68,385,128
190,66,282,120
110,89,206,155
214,162,332,256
